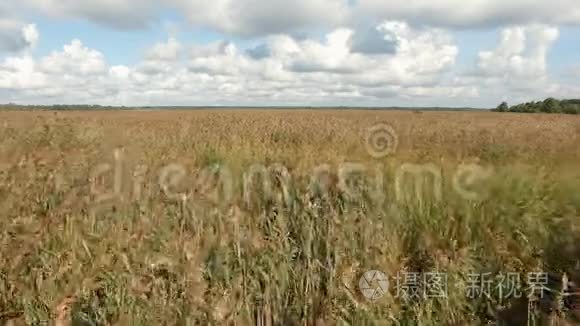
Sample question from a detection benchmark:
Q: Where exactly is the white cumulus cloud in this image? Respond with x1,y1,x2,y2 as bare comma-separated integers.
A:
1,0,580,36
0,16,575,108
145,37,183,61
172,0,350,36
40,39,107,76
19,0,158,29
0,21,39,52
355,0,580,28
0,56,46,89
477,25,559,80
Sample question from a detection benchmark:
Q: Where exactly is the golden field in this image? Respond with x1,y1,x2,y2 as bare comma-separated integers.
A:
0,109,579,325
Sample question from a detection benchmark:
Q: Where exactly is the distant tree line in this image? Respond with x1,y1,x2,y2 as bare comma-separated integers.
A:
493,98,580,114
0,103,129,110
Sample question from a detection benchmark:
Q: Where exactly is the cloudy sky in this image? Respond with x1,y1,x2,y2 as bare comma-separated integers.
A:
1,1,579,107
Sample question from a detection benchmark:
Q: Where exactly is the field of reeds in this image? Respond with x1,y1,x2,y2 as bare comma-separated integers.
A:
0,109,579,325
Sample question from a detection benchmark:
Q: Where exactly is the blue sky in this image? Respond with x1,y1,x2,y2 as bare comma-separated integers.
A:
1,0,579,107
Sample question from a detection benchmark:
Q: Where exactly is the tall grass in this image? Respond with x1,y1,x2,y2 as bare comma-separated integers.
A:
0,110,579,325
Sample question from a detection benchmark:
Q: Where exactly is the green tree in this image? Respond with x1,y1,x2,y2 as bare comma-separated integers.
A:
496,102,509,112
496,98,580,114
563,104,580,115
541,98,560,113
